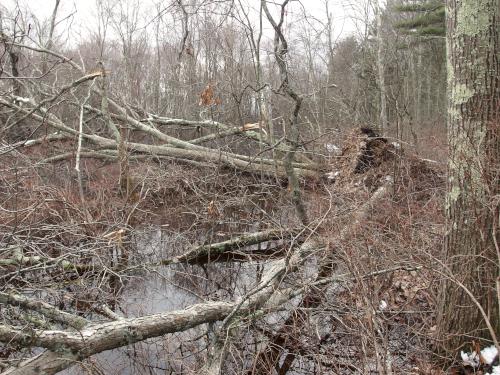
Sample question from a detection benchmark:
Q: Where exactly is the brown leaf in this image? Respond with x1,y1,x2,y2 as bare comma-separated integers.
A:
207,200,219,218
199,84,214,106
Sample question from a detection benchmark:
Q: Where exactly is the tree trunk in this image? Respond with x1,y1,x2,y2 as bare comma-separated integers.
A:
375,0,388,134
436,0,500,355
416,44,422,126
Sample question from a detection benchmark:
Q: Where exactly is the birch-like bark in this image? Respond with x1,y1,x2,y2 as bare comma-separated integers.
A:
0,97,317,179
375,0,387,134
41,0,60,74
416,44,422,127
75,82,94,220
98,62,120,141
158,228,301,266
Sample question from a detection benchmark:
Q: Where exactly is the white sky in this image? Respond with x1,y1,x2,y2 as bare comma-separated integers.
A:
4,0,365,44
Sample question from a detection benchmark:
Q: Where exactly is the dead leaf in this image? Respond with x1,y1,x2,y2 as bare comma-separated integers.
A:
207,200,219,218
199,84,222,106
199,84,214,106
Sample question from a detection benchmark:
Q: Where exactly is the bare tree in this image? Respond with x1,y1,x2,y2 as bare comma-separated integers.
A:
0,1,464,374
374,0,387,134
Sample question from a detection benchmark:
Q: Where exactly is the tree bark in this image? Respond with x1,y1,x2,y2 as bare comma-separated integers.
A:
375,0,388,134
436,0,500,354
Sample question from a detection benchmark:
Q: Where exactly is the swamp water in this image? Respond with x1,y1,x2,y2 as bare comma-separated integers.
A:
63,226,315,374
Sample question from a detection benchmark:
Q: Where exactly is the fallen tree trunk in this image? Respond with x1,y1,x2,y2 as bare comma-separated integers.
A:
114,115,313,170
0,40,321,182
158,228,302,265
148,115,313,164
0,292,88,330
1,96,319,179
0,229,302,287
1,239,323,375
249,177,394,374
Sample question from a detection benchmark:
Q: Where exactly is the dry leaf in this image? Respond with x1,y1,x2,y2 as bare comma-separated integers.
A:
199,84,214,106
199,84,222,106
207,200,219,218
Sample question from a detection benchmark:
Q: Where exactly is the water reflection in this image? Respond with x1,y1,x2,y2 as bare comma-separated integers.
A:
62,227,287,374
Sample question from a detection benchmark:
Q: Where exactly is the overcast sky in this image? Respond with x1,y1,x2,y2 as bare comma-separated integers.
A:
2,0,371,51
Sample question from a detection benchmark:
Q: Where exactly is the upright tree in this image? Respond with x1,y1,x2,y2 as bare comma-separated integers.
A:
375,0,388,134
394,0,445,37
437,0,499,355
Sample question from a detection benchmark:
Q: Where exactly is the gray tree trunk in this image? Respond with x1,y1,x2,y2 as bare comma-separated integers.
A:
436,0,500,355
375,0,388,134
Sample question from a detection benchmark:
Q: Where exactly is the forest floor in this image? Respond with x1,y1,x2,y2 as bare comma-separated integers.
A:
7,127,491,374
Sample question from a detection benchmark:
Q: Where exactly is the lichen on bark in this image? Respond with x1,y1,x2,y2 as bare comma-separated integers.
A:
437,0,500,358
456,0,491,36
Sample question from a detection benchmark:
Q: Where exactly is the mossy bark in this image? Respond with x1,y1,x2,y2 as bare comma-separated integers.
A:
436,0,499,355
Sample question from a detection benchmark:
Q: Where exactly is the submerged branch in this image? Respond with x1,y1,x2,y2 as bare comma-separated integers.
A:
2,239,323,375
250,177,394,373
158,228,303,266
